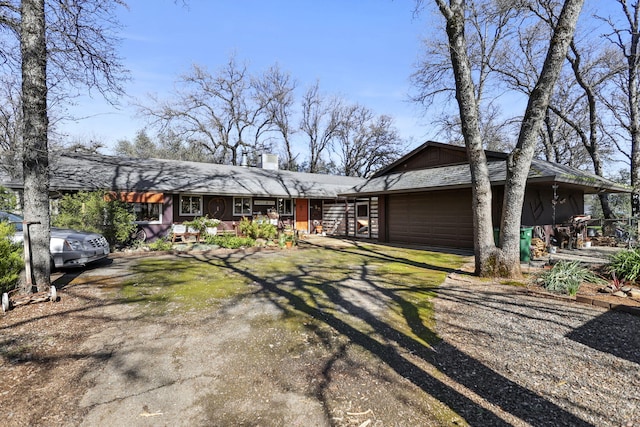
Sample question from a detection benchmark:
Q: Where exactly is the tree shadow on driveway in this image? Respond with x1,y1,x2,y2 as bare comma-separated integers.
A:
565,309,640,364
189,247,593,426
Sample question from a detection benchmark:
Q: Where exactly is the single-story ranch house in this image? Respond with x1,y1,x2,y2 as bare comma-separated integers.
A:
1,141,629,249
16,151,369,242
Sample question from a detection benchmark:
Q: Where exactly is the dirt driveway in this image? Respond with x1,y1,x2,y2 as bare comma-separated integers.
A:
3,248,459,426
1,244,639,426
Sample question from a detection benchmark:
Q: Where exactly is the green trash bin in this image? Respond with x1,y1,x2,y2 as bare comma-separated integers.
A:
520,227,533,262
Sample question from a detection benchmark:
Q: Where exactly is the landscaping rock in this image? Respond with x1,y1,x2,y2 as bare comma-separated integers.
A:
629,289,640,299
437,271,640,427
612,291,627,298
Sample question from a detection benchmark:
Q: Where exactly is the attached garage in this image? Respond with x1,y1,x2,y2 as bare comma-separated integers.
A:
341,141,629,251
386,190,474,249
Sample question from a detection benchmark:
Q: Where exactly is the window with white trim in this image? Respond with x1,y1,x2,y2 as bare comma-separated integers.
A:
233,197,252,216
277,198,293,215
132,202,162,223
180,195,203,216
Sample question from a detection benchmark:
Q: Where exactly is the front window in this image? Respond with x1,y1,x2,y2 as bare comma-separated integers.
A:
277,198,293,215
233,197,252,216
180,195,202,216
132,203,162,223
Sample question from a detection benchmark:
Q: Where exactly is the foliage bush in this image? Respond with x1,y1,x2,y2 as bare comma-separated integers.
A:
607,248,640,283
0,222,24,294
53,191,135,246
204,234,255,249
146,236,174,252
534,260,605,296
237,217,277,239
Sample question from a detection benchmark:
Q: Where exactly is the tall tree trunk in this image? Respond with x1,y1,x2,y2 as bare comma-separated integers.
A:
21,0,50,292
500,0,585,277
628,7,640,209
589,136,614,218
438,1,499,275
435,0,584,277
567,42,616,219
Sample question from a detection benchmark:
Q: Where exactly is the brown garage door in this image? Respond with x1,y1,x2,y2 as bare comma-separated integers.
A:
387,190,474,249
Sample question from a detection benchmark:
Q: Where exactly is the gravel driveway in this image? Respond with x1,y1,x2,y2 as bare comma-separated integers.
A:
78,254,640,426
2,248,639,426
434,271,640,426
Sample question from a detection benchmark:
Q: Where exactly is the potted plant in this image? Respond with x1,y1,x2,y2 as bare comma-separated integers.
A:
285,233,295,248
183,215,221,236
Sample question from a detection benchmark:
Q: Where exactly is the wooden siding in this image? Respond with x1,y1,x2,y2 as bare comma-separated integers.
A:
493,185,586,227
322,198,379,239
322,201,347,235
369,197,379,239
386,145,468,174
386,190,474,248
522,185,585,225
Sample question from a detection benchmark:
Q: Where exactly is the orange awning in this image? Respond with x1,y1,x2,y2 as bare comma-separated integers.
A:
106,192,164,203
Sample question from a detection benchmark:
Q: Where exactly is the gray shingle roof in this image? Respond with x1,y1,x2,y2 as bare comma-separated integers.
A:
2,150,628,199
343,159,630,196
44,152,365,199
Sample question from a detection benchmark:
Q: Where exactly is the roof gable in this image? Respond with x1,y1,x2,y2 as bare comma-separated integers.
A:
373,141,506,177
345,156,630,196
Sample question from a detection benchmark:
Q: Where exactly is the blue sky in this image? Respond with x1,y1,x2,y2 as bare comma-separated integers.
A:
61,0,436,155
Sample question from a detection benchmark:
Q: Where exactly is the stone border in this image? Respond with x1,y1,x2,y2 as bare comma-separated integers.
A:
522,286,640,317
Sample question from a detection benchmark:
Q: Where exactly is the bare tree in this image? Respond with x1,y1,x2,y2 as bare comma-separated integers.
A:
0,77,23,179
299,81,341,173
21,0,50,292
421,0,585,277
155,130,220,162
498,0,620,218
140,59,406,175
253,65,299,170
332,104,403,177
140,57,275,165
552,39,620,218
64,136,105,154
598,1,640,204
412,0,522,149
0,0,127,292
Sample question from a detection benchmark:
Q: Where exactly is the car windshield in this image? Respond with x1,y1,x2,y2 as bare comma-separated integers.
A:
0,211,24,232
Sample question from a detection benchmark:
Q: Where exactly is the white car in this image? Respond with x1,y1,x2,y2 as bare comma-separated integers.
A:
0,211,110,269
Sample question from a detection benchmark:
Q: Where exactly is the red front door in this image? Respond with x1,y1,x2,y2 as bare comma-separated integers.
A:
295,199,309,233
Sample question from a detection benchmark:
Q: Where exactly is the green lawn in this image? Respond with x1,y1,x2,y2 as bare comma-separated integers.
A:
119,243,467,347
115,243,471,425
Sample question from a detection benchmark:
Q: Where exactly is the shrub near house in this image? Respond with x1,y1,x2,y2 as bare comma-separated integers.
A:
237,217,277,240
54,191,135,246
0,221,23,293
